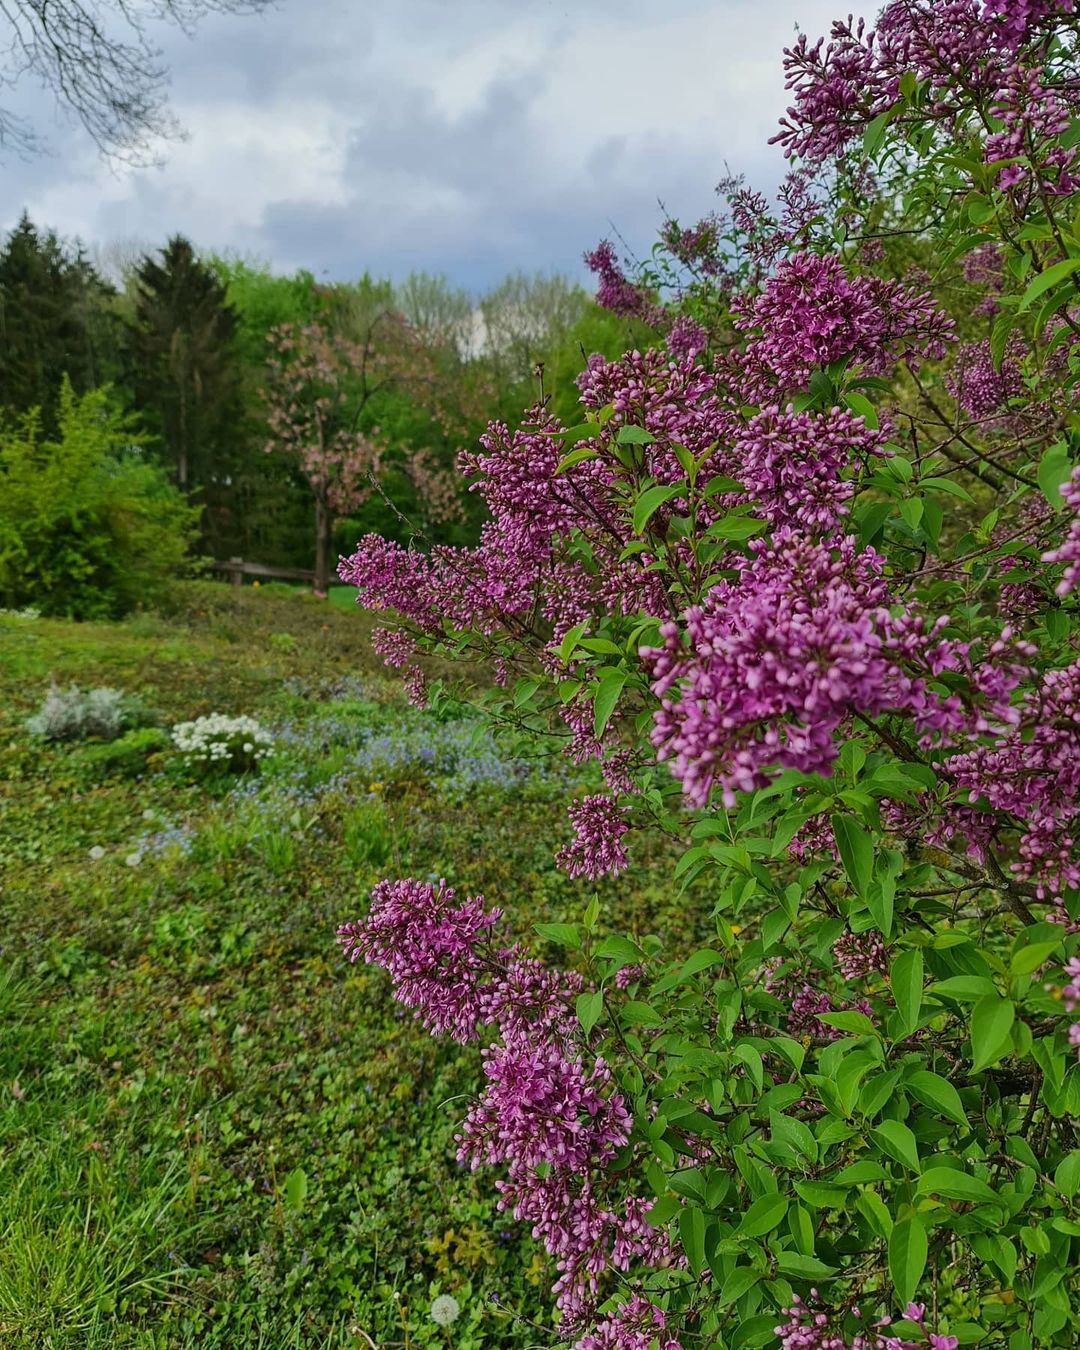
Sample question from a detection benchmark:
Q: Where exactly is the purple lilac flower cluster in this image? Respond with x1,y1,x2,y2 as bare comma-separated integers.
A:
833,928,889,980
772,0,1077,166
336,878,675,1336
946,337,1026,419
776,1293,958,1349
646,531,1033,810
946,659,1080,899
732,253,953,390
555,795,630,881
583,241,664,327
986,61,1079,193
1043,466,1080,597
575,1294,682,1350
763,958,874,1039
1060,957,1080,1056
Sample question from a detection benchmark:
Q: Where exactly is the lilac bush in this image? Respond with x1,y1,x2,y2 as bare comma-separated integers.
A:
334,1,1080,1345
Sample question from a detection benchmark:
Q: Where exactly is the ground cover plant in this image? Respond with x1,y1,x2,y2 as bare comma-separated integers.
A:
0,585,684,1347
335,3,1080,1347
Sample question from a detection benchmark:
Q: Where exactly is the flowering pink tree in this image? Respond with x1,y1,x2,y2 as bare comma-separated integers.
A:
263,313,471,595
263,322,382,596
334,2,1080,1346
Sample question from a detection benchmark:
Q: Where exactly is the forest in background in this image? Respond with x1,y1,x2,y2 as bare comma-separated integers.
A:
0,211,651,601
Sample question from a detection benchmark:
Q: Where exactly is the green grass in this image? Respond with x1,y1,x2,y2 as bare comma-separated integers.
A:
0,584,679,1347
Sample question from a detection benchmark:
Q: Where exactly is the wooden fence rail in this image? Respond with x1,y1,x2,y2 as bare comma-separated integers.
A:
210,557,316,587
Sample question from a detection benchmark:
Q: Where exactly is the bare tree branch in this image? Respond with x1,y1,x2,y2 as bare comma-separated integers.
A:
0,0,274,163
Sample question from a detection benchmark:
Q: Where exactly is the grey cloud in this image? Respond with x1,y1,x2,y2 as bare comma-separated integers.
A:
0,0,845,288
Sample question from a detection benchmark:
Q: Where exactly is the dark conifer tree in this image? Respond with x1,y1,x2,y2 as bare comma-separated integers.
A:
0,212,120,431
128,236,244,498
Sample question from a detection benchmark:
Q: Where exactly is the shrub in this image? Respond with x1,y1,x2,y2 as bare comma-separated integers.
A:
171,713,273,775
0,380,198,619
26,683,151,743
333,4,1080,1347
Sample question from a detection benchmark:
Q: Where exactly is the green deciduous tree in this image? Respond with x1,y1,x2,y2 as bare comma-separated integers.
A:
0,380,197,617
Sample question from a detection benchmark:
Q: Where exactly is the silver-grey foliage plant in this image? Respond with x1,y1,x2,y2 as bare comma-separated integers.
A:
27,682,142,742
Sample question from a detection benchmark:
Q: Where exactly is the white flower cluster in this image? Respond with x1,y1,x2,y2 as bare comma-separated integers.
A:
171,713,274,770
0,606,40,620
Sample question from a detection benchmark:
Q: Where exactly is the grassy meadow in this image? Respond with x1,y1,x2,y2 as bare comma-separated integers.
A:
0,583,680,1348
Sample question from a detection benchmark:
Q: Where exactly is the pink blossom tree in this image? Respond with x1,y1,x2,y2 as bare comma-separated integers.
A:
263,321,380,596
263,314,467,596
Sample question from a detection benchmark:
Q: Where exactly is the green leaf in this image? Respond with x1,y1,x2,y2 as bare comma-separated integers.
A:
616,424,656,445
738,1192,789,1237
706,514,767,542
866,875,896,941
916,1167,1002,1207
719,1265,763,1306
788,1202,816,1256
831,815,874,896
554,444,599,474
906,1070,968,1128
1011,941,1063,976
990,309,1017,371
775,1252,838,1280
679,948,725,980
595,934,643,963
834,1160,889,1184
733,1043,764,1090
919,476,974,502
818,1010,878,1036
703,473,745,497
863,103,899,158
1054,1152,1080,1197
554,621,587,665
592,669,627,739
794,1181,848,1209
930,975,998,1001
1018,256,1080,312
283,1167,308,1211
870,1119,921,1173
576,990,603,1035
970,995,1015,1072
680,1205,706,1275
1038,442,1073,511
632,482,684,535
891,948,924,1037
512,676,541,709
645,1196,680,1229
844,391,879,428
620,1000,664,1026
889,1219,928,1306
533,922,581,949
856,1188,894,1238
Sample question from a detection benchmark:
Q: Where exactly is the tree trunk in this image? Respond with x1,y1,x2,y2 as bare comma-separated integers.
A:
177,373,189,491
314,495,331,598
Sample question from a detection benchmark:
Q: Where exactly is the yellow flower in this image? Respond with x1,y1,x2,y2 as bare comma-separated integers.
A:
369,781,384,792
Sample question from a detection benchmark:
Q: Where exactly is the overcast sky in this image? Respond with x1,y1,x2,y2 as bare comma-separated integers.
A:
0,0,844,292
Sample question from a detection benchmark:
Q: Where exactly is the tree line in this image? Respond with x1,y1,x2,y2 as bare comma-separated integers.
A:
0,210,650,606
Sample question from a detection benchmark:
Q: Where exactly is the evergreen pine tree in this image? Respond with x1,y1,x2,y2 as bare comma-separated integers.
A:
128,236,243,496
0,212,120,431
